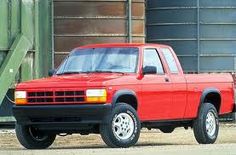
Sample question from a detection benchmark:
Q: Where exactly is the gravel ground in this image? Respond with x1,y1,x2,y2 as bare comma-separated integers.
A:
0,123,235,155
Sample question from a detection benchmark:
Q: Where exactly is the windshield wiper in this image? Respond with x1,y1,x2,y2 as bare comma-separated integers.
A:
56,70,125,75
91,70,125,74
56,71,83,75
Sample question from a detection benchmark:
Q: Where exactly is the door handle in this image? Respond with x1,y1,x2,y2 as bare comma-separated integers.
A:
165,77,169,82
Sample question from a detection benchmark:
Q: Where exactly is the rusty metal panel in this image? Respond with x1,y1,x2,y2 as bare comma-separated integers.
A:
54,1,126,17
53,0,145,67
54,36,144,67
54,1,144,17
54,19,144,38
55,19,128,35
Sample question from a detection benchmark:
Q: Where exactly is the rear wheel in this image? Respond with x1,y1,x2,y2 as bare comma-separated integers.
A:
100,103,141,148
15,123,56,149
193,103,219,144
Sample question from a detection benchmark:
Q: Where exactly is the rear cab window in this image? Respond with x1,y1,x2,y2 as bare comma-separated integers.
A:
161,48,179,74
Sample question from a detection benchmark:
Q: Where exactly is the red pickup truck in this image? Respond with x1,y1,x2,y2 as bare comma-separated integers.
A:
13,43,235,149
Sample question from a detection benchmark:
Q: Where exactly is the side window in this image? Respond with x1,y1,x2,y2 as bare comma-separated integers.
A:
161,48,179,73
143,49,164,74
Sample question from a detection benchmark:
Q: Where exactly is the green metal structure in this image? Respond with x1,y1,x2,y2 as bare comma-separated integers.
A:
0,0,53,122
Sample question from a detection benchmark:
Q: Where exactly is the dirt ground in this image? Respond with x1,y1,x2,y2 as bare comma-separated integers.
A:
0,123,236,155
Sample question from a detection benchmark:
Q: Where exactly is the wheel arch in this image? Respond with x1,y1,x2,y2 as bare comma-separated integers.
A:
199,88,221,113
112,89,138,111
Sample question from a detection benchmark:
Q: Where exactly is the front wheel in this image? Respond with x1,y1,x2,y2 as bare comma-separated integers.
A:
100,103,141,148
15,123,56,149
193,103,219,144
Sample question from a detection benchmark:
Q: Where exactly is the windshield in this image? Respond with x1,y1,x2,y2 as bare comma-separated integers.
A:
56,47,139,75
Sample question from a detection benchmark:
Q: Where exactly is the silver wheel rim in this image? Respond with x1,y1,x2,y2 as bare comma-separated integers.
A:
112,113,135,140
206,111,216,137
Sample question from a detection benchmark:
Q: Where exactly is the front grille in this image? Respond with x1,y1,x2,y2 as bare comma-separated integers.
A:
27,90,85,104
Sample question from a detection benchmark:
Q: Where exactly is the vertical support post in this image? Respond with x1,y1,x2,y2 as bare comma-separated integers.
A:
197,0,200,73
34,0,40,78
234,57,236,72
34,0,53,77
8,0,12,48
51,0,54,69
10,0,21,45
128,0,132,43
20,0,34,82
0,0,9,49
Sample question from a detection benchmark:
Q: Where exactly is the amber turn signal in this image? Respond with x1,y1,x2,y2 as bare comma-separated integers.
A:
15,98,27,105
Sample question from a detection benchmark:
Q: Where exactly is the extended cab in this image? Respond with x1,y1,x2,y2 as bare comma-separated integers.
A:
13,43,235,149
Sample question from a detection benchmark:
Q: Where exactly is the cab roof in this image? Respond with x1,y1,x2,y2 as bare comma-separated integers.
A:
76,43,170,49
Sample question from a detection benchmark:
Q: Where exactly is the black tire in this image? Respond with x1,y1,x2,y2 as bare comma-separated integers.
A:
193,103,219,144
159,127,175,133
100,103,141,148
15,123,56,149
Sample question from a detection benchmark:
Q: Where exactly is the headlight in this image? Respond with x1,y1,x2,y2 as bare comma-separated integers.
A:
86,89,107,103
15,91,27,104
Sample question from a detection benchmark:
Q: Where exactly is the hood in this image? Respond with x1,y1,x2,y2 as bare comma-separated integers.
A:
16,73,124,90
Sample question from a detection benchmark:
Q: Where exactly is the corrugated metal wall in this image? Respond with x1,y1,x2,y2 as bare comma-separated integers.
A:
53,0,145,67
147,0,236,73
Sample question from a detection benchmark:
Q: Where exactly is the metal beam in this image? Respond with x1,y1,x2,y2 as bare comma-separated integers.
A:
0,0,9,49
0,34,32,104
51,0,55,69
20,0,34,82
127,0,132,43
197,0,200,73
35,0,53,77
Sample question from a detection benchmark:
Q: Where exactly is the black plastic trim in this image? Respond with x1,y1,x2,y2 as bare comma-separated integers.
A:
141,119,193,128
12,104,112,126
198,88,221,113
111,89,138,107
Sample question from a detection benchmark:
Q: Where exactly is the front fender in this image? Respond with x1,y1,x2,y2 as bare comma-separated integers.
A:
111,89,137,108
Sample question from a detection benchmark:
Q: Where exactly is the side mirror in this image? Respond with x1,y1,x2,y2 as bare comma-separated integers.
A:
48,69,56,77
143,66,157,75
